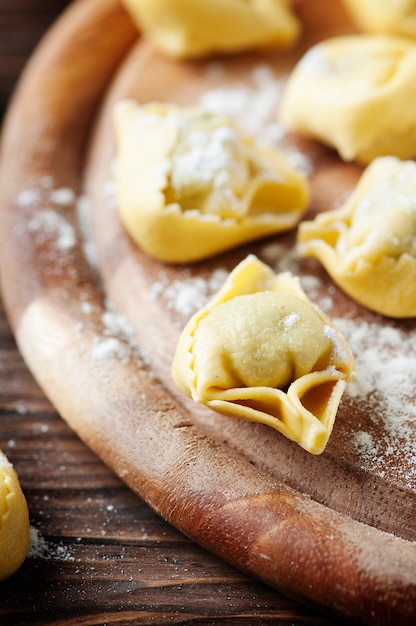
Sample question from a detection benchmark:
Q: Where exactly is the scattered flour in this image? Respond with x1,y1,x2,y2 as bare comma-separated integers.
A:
260,239,301,273
334,316,416,482
16,183,78,251
49,187,76,206
200,65,285,145
15,180,143,370
151,268,228,318
282,312,299,330
200,64,312,175
16,188,42,208
90,336,131,364
27,209,76,251
335,318,416,420
101,305,137,343
27,527,75,562
88,301,140,365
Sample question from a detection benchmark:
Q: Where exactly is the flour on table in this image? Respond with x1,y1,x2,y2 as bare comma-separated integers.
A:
16,183,78,251
27,527,75,562
86,301,140,365
27,209,76,251
16,188,42,208
200,64,312,175
151,268,228,319
49,187,76,206
334,317,416,485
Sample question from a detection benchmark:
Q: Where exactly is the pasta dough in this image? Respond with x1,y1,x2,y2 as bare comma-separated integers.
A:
0,449,30,580
343,0,416,39
279,35,416,164
172,255,355,455
114,101,310,263
298,156,416,318
121,0,300,58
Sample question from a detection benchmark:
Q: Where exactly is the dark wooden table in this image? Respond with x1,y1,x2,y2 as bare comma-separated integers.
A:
0,3,342,624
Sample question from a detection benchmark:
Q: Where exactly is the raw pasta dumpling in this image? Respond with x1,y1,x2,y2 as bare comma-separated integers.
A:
0,449,30,580
121,0,300,58
298,156,416,318
279,35,416,164
343,0,416,39
172,255,355,455
114,101,310,263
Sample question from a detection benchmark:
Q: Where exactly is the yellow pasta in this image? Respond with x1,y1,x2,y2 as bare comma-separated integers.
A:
121,0,300,58
114,101,310,263
0,449,30,580
343,0,416,39
298,156,416,318
172,255,355,455
279,35,416,164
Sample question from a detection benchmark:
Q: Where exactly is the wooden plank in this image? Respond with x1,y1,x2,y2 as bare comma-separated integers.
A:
0,1,339,623
1,0,416,624
0,301,336,625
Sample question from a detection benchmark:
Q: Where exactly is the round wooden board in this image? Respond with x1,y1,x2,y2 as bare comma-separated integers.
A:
1,1,416,624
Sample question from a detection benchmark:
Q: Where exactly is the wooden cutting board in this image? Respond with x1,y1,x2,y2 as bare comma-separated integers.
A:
1,0,416,624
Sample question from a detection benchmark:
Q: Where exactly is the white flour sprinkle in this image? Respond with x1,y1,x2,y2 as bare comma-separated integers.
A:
27,209,76,250
333,316,416,482
200,65,312,174
91,336,130,363
283,312,299,329
283,148,313,175
49,187,76,206
151,268,228,317
17,185,76,209
260,239,300,273
336,318,416,420
81,301,95,315
200,65,284,143
17,188,42,208
27,527,75,562
354,430,375,455
102,302,137,345
16,184,79,251
89,302,139,364
324,324,349,363
300,273,336,312
171,122,248,202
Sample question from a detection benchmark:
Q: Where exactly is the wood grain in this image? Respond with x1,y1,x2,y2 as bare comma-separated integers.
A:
85,2,416,542
0,2,340,625
83,2,416,621
1,0,416,624
0,302,336,626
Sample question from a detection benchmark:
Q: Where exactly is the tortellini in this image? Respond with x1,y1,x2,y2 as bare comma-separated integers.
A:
343,0,416,39
298,156,416,318
172,255,355,455
114,101,310,264
279,35,416,164
0,449,30,580
121,0,300,58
